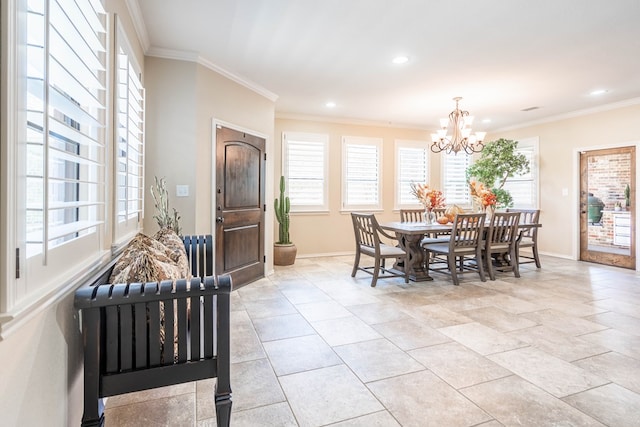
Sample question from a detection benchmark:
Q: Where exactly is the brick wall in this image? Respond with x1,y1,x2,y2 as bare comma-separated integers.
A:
588,153,631,209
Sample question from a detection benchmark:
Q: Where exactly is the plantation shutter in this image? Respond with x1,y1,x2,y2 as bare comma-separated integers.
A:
114,24,145,245
283,133,328,211
503,144,538,208
397,142,428,207
442,152,471,206
342,137,382,210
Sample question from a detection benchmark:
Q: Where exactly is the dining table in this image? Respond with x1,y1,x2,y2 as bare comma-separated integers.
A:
379,221,451,282
379,220,541,282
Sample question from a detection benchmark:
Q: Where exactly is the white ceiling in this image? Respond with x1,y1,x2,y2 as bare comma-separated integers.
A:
134,0,640,132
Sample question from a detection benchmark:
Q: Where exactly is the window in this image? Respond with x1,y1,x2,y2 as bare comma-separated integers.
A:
395,140,429,208
342,136,382,210
503,137,539,208
442,152,472,206
114,23,145,245
0,0,108,320
282,132,328,212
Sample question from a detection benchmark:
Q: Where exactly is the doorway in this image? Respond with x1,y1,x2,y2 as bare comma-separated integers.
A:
579,146,635,269
215,125,266,288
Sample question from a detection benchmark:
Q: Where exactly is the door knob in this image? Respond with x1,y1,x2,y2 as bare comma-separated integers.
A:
216,217,224,223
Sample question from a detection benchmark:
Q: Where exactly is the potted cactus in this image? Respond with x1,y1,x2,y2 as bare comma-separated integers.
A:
274,175,297,265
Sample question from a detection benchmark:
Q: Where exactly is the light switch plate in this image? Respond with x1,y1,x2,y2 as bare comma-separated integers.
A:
176,185,189,197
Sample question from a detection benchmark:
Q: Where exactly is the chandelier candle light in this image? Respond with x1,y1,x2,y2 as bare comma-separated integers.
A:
431,97,486,155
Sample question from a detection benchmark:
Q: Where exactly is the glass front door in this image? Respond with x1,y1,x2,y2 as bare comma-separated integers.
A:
579,147,635,269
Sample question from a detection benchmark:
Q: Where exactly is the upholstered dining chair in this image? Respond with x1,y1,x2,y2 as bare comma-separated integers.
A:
506,208,541,268
351,213,409,287
483,211,521,280
424,213,486,285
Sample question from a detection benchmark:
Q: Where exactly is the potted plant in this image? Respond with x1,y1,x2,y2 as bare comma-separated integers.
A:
625,184,631,209
465,138,530,208
274,175,297,265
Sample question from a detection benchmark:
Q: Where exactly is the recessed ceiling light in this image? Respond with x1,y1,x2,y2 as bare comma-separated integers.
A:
482,119,492,124
392,56,409,64
590,89,607,96
325,101,336,108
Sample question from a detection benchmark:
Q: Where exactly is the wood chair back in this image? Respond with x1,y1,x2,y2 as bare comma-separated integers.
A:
484,211,521,280
350,212,409,287
400,208,446,222
506,208,542,267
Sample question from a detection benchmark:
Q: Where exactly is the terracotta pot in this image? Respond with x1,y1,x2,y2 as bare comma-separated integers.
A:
274,243,297,266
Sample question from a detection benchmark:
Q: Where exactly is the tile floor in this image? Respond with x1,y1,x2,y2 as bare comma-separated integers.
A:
105,255,640,426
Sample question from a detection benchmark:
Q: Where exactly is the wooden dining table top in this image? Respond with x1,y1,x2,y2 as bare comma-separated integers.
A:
380,221,452,235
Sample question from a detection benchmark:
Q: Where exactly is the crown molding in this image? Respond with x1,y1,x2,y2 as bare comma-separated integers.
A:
196,56,278,102
496,97,640,133
125,0,150,52
145,47,278,102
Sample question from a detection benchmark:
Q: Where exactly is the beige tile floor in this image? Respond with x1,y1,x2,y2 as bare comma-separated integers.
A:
105,254,640,426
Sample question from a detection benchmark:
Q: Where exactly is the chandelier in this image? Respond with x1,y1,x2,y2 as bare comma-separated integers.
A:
430,97,486,155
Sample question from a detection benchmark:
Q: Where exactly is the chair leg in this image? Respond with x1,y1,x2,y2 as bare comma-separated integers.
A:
476,248,486,282
351,251,360,277
371,256,381,287
533,245,541,268
511,247,520,278
403,254,409,283
448,255,460,285
486,251,495,281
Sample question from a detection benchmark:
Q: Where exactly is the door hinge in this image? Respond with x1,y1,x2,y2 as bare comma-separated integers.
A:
264,153,267,161
16,248,20,279
263,255,266,263
264,204,266,212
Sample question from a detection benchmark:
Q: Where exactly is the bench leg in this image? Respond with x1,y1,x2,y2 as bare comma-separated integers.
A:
81,310,105,426
214,389,232,427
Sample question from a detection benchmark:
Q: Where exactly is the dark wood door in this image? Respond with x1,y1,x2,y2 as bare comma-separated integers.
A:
215,125,265,288
579,146,635,269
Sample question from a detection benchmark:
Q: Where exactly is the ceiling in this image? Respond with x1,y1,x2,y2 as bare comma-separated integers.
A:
134,0,640,132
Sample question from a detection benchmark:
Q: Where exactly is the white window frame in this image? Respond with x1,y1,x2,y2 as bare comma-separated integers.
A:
395,139,429,209
0,0,146,338
282,132,329,213
113,19,144,247
441,151,472,208
503,136,540,209
342,136,383,211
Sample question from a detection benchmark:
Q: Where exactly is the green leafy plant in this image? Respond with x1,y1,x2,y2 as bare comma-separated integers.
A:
150,176,181,235
625,184,631,208
466,138,530,208
274,175,291,244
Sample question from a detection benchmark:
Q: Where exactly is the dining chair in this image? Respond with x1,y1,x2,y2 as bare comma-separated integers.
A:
351,213,409,287
424,213,486,285
399,208,423,222
483,211,521,280
506,208,541,268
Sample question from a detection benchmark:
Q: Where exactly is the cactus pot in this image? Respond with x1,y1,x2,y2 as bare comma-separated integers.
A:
274,243,297,266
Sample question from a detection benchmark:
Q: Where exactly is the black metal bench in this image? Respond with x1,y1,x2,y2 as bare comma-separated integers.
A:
74,235,232,426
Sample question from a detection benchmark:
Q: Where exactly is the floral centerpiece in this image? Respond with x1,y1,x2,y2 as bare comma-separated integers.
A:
410,183,445,224
469,180,497,216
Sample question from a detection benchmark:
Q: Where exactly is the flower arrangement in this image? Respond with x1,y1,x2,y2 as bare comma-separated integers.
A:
469,180,497,208
410,183,445,210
